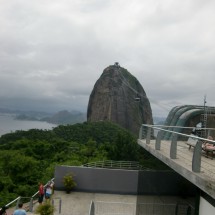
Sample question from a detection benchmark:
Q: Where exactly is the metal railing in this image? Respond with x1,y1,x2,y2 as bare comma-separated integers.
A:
88,201,195,215
1,178,56,213
139,124,215,173
4,196,21,210
29,178,55,212
83,160,145,170
137,202,195,215
89,201,136,215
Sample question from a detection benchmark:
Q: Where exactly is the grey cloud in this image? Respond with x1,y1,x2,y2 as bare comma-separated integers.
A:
0,0,215,117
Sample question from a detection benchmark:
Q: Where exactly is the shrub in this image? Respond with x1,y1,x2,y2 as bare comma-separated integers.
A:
35,201,55,215
63,173,76,193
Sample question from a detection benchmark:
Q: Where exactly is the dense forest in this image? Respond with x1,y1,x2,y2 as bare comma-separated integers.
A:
0,121,168,205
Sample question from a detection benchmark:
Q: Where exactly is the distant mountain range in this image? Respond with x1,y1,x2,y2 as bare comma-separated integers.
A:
0,108,86,125
42,110,86,125
153,116,166,125
0,108,164,126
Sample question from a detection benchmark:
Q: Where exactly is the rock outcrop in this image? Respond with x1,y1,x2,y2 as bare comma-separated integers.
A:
87,63,153,136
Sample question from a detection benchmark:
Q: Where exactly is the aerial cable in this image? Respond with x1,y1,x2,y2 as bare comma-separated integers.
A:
116,69,172,112
105,69,172,113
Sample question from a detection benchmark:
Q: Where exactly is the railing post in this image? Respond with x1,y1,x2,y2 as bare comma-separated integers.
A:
170,134,178,159
155,131,162,150
139,125,143,139
89,201,95,215
186,205,191,215
52,198,62,214
175,203,178,215
29,198,33,212
16,197,21,209
59,198,62,214
155,130,163,150
192,140,202,173
146,127,151,144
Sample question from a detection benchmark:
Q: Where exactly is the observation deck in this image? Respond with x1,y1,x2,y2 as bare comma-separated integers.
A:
137,124,215,200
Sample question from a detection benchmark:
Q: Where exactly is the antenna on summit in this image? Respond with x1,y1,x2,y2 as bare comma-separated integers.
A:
203,95,207,133
114,62,120,68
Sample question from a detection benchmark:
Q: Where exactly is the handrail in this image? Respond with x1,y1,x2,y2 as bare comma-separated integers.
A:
91,201,136,215
29,178,55,212
0,197,20,215
88,200,94,215
82,160,146,170
89,200,194,215
148,124,215,130
31,178,55,198
140,124,215,143
139,124,215,173
1,178,55,213
51,197,62,214
4,196,21,208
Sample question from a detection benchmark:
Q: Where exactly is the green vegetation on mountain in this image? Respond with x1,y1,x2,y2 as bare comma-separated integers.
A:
0,121,168,205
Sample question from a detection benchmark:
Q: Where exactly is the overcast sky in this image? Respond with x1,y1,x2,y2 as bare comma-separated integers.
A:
0,0,215,117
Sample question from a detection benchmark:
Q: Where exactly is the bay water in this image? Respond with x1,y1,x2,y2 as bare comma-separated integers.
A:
0,114,57,136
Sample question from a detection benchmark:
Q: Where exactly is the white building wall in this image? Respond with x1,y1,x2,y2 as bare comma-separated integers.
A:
199,197,215,215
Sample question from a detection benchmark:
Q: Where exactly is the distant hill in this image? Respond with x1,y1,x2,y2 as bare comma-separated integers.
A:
0,108,87,125
42,110,86,125
15,114,38,121
0,108,52,117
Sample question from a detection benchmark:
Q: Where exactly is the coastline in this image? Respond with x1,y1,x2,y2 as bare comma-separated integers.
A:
0,114,57,137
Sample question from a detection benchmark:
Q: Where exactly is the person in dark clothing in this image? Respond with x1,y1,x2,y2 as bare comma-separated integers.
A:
191,122,203,136
0,206,8,215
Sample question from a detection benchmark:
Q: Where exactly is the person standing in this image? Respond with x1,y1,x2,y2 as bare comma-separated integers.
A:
45,182,52,200
13,203,26,215
0,206,8,215
38,182,44,204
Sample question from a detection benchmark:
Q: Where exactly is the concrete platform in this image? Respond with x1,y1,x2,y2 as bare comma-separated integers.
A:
51,191,137,215
5,191,195,215
45,191,194,215
138,139,215,200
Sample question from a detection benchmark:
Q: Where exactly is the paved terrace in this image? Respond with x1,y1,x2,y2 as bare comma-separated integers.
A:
3,192,136,215
51,191,137,215
137,125,215,200
5,191,194,215
45,191,194,215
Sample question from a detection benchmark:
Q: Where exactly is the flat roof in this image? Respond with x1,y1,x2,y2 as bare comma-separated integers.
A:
137,139,215,200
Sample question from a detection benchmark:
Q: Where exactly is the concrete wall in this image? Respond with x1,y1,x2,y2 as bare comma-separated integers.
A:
55,165,138,194
138,170,195,195
54,165,196,195
199,197,215,215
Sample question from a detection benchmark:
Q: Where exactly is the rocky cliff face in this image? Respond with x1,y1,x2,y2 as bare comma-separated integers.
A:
87,64,153,136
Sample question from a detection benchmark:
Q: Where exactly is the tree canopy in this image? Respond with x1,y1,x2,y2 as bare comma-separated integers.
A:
0,121,168,205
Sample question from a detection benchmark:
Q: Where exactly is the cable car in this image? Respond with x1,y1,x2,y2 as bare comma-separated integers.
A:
134,94,140,102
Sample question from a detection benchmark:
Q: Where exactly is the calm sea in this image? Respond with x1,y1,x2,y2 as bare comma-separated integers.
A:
0,114,57,136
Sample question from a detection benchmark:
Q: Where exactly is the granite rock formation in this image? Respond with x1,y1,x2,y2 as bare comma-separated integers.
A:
87,63,153,136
